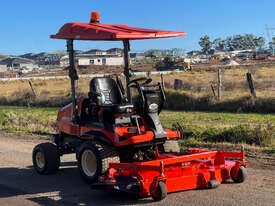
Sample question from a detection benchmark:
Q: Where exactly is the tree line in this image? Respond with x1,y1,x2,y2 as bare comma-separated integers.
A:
145,48,185,57
199,34,267,54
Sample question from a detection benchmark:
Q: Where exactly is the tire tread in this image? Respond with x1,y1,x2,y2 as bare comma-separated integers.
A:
32,142,60,174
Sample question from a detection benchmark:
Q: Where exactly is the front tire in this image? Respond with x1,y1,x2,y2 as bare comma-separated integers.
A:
150,181,167,201
230,166,247,183
78,141,120,183
32,143,60,174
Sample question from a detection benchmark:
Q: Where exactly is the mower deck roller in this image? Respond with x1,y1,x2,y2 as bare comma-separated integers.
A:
32,12,247,202
93,148,247,200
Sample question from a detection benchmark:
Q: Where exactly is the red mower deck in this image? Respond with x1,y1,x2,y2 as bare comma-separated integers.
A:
93,148,247,200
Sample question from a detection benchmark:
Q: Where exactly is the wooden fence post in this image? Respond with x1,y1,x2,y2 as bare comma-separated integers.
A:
246,72,256,98
211,84,216,97
218,69,222,100
28,80,37,97
160,74,165,89
147,71,151,79
174,79,183,90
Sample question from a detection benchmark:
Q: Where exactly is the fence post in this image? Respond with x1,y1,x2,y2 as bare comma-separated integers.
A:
174,79,183,90
211,84,216,97
246,72,256,98
147,71,151,79
28,80,37,97
218,69,222,100
160,73,165,89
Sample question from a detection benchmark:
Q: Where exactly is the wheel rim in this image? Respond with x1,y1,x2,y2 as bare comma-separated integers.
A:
36,151,45,169
81,149,97,177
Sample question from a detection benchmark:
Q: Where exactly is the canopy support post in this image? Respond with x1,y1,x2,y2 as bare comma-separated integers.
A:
123,39,132,103
66,39,79,123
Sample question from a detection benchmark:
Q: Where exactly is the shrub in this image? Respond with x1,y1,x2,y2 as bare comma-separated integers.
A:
164,90,275,113
196,125,274,146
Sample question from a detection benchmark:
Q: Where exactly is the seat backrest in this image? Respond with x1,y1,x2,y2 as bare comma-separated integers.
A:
89,77,122,106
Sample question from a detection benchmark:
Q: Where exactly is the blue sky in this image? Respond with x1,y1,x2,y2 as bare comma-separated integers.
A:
1,0,275,55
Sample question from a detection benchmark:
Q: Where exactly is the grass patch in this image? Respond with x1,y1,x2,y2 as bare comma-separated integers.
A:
0,106,58,134
0,106,274,148
160,110,275,147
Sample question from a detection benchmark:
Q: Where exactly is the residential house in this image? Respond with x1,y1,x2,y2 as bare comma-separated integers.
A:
0,63,8,72
84,49,107,55
59,55,69,67
130,53,146,60
1,57,36,70
77,54,124,66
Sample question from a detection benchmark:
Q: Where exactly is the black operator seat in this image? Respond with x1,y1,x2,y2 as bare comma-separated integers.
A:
89,77,121,106
89,77,133,112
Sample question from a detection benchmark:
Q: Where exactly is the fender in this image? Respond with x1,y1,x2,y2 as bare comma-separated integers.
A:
80,131,113,146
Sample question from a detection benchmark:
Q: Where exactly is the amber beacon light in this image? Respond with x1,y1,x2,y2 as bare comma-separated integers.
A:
90,12,100,23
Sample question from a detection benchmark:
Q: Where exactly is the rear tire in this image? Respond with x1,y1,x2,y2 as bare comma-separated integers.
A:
78,141,120,183
32,143,60,174
163,139,180,153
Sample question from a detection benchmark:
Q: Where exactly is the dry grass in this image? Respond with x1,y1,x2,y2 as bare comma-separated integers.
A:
0,66,275,112
160,66,275,100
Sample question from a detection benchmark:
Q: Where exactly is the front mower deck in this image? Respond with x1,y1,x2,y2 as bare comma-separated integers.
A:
93,148,247,200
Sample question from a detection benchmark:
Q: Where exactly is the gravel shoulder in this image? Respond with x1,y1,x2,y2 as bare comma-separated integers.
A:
0,133,275,206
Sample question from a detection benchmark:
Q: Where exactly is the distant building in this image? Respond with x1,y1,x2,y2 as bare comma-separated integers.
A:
130,53,146,60
59,55,69,67
187,51,201,57
84,49,107,55
77,54,124,66
213,50,227,55
0,63,8,72
1,57,36,70
18,66,33,74
37,54,64,66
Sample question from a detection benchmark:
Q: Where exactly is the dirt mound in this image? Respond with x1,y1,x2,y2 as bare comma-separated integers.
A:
224,60,239,66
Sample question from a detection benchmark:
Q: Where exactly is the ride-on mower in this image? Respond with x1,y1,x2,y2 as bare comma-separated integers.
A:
32,12,247,201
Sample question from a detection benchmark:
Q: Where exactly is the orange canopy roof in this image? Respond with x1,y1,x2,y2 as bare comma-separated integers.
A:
51,23,186,41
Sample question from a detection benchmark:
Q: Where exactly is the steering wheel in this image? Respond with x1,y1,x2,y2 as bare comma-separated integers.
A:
127,77,152,87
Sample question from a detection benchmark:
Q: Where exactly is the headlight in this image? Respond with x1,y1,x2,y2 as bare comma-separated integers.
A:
148,103,158,112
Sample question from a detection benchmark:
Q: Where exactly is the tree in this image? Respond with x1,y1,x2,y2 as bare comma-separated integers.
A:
199,35,212,54
225,37,234,51
224,34,262,51
232,35,243,50
199,34,265,52
269,37,275,50
253,37,265,50
213,38,225,51
243,34,255,49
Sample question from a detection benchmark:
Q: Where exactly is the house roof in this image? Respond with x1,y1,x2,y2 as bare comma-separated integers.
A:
51,23,186,41
84,49,105,54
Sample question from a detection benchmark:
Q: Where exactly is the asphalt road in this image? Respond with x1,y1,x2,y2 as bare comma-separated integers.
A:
0,134,274,206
